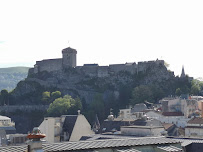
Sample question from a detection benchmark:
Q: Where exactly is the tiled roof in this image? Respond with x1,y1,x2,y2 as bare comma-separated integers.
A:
162,112,184,116
171,138,203,147
0,137,180,152
187,117,203,124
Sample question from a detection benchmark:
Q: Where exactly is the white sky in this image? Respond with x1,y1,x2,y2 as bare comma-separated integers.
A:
0,0,203,78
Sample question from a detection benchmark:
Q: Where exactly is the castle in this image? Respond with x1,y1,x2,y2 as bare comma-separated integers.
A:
30,47,167,77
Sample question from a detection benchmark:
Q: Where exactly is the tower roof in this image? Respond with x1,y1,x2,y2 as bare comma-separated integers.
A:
62,47,77,53
181,66,186,78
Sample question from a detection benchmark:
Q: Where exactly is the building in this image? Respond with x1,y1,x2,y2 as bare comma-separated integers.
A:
7,134,28,146
0,115,16,134
39,114,94,143
160,97,198,118
121,126,165,137
29,47,171,79
145,111,190,128
33,47,77,73
185,117,203,138
180,66,186,78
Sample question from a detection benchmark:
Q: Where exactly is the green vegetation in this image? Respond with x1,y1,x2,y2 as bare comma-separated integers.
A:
47,95,82,117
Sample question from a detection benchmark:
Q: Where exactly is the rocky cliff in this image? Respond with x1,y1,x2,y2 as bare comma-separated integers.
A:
10,61,177,105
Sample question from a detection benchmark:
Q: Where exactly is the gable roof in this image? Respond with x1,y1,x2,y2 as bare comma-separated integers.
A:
187,117,203,124
162,123,175,130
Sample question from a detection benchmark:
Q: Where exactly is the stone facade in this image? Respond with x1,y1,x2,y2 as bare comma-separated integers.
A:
33,47,77,74
30,47,166,78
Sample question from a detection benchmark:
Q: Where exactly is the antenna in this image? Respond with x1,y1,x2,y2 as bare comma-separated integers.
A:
68,40,70,47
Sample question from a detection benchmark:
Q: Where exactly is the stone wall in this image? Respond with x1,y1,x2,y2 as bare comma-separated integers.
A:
35,58,62,73
0,105,49,113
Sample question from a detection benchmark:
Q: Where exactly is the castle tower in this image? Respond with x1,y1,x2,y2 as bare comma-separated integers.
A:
62,47,77,68
181,65,186,78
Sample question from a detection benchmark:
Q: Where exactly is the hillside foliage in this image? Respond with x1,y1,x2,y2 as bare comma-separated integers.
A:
0,67,29,91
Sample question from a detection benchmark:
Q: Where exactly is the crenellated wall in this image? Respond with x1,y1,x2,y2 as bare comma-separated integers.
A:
31,46,165,78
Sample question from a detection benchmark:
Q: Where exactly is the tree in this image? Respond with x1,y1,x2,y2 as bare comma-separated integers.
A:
84,93,105,124
51,91,62,100
42,91,51,103
0,89,9,105
47,95,82,116
191,85,200,95
175,88,182,96
130,85,153,105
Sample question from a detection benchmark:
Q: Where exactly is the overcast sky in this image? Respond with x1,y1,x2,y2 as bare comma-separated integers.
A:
0,0,203,78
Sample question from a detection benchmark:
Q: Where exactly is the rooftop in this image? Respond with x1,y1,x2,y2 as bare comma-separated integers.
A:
187,117,203,124
162,112,184,117
0,136,180,152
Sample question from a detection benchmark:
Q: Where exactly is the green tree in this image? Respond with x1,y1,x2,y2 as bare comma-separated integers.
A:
84,93,105,124
191,84,200,95
51,91,62,100
175,88,182,96
47,95,82,116
42,91,51,103
130,85,153,105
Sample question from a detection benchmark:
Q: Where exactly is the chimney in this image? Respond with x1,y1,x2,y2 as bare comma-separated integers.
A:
28,140,43,152
27,127,46,152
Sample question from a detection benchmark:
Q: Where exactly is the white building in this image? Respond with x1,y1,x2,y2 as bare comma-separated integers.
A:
39,114,94,143
185,117,203,138
161,97,199,118
0,116,15,127
145,111,190,128
121,125,165,137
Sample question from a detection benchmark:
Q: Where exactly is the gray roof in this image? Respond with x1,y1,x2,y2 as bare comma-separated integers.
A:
131,103,147,113
0,137,180,152
157,145,182,151
172,138,203,147
117,149,141,152
133,118,163,127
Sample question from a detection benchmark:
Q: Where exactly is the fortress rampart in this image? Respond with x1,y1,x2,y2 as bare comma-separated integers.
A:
29,47,165,77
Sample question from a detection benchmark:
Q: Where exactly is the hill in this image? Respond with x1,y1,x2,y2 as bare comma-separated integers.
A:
0,67,30,91
2,62,193,133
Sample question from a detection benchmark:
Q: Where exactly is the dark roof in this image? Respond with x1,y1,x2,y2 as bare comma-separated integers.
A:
162,112,184,116
62,47,77,53
133,118,163,127
62,115,78,137
187,117,203,124
0,137,181,152
0,126,16,134
100,120,132,132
